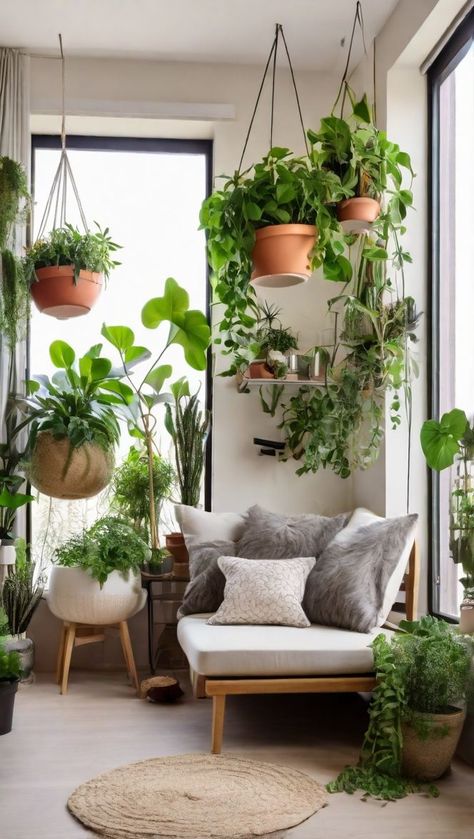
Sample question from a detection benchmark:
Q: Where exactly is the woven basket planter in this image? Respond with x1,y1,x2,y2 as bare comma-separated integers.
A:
29,432,114,500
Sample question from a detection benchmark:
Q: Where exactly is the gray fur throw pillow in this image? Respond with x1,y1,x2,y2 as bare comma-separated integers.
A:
237,505,350,559
303,514,418,633
177,540,235,618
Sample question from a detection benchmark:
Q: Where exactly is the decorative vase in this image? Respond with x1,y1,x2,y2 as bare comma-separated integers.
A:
4,636,35,683
401,707,466,781
250,224,317,288
29,432,114,500
47,566,146,625
30,265,103,319
0,678,19,736
337,197,381,233
248,361,274,379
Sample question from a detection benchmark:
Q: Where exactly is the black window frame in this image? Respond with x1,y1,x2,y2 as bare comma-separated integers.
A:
428,10,474,619
29,133,213,517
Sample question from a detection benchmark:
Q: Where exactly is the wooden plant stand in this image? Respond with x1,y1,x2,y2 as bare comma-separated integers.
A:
56,620,139,695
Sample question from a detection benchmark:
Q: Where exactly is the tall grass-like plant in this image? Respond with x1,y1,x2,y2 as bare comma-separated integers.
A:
2,539,43,637
165,379,209,507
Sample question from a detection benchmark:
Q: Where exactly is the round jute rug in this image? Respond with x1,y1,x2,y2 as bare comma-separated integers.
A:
67,753,328,839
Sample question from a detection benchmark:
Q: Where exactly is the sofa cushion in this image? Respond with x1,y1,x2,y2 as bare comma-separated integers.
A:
237,505,349,559
208,556,315,628
303,512,418,633
175,504,247,553
178,614,394,677
177,542,236,618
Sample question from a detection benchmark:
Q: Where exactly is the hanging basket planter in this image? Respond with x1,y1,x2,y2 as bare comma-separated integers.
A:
29,432,114,500
30,265,103,319
336,197,381,234
250,224,317,288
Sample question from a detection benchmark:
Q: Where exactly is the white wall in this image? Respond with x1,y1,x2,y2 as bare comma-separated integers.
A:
30,56,354,518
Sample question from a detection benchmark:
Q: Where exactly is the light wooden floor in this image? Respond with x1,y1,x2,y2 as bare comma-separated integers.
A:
1,671,473,838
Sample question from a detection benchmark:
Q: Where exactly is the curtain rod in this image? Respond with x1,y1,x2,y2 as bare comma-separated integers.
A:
420,0,473,74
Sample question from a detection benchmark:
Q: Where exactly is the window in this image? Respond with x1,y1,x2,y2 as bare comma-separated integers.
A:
429,12,474,619
29,136,211,568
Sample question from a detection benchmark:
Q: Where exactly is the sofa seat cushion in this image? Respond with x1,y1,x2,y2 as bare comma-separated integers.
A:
177,614,394,677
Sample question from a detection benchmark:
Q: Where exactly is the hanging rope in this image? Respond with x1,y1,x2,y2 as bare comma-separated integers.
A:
238,23,308,173
332,1,368,118
36,34,89,240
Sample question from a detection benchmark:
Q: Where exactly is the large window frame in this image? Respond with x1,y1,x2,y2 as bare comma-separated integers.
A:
29,134,213,526
428,11,474,619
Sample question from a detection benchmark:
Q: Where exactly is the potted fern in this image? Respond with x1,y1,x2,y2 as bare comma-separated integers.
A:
164,378,209,571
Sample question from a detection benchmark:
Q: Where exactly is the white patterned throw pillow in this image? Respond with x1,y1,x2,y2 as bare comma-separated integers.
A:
208,556,315,628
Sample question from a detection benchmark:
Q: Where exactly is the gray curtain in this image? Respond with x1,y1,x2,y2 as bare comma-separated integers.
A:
0,48,31,537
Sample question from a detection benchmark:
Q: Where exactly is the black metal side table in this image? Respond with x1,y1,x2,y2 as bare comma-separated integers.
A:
141,570,189,674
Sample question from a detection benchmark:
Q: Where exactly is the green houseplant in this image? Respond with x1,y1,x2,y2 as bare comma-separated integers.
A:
328,617,472,800
13,340,134,500
23,222,121,319
0,639,21,736
421,409,474,629
112,446,175,547
2,538,43,681
101,276,211,567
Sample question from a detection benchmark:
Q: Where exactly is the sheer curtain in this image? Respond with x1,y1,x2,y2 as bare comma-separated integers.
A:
0,48,31,539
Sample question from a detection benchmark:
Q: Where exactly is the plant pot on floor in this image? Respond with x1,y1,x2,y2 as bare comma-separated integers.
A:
0,678,19,735
47,566,146,626
250,224,317,288
29,432,114,500
337,197,381,234
401,707,466,781
4,637,35,683
30,265,103,319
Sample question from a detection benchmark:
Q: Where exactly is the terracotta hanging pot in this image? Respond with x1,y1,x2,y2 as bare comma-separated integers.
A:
29,432,114,500
337,197,381,233
250,224,317,288
30,265,103,319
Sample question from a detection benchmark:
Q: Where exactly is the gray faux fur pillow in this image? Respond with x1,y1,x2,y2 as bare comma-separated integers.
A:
303,514,418,633
237,505,350,559
178,540,235,618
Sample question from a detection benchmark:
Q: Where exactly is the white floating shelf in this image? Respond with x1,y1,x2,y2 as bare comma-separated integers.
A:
237,377,325,392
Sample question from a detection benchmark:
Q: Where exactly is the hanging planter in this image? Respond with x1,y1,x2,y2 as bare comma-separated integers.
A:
251,224,317,287
24,36,120,320
29,432,114,500
336,196,381,232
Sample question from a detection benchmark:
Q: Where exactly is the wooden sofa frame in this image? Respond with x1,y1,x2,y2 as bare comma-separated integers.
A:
191,542,420,754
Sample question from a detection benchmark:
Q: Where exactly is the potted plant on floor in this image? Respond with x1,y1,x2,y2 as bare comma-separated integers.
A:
112,446,175,572
47,516,149,625
0,636,21,736
328,616,472,800
101,277,211,570
23,223,121,319
2,537,43,681
164,378,209,570
13,340,134,499
420,408,474,632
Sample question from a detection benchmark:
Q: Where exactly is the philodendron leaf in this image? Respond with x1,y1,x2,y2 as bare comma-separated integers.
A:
420,408,468,471
353,94,372,123
0,488,34,509
101,324,135,352
124,345,152,367
141,277,189,328
144,364,172,394
170,310,211,370
49,340,75,369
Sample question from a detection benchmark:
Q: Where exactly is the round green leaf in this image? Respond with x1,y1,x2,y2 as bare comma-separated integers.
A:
49,340,75,369
420,409,468,471
101,324,135,351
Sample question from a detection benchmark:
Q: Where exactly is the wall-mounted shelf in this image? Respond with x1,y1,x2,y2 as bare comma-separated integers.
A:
236,376,326,393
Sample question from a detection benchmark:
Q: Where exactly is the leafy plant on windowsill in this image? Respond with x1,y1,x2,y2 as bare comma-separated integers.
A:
101,277,211,558
23,222,121,285
200,146,352,376
328,617,472,801
112,446,175,543
421,409,474,597
54,516,150,587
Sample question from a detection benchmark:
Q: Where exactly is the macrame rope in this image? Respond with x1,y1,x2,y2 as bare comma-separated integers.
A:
36,34,89,239
238,23,308,173
332,1,367,117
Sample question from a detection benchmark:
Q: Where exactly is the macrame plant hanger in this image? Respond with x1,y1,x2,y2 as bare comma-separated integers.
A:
332,2,373,122
36,34,89,241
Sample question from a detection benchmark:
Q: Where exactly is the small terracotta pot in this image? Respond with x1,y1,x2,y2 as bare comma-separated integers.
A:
165,532,189,566
31,265,103,319
29,432,114,499
402,708,466,781
251,224,317,288
248,361,274,380
337,197,380,230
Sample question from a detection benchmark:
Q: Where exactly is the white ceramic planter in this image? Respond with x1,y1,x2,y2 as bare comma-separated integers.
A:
46,566,146,625
0,542,16,566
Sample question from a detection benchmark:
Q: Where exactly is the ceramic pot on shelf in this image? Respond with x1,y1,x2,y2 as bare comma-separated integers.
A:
30,265,103,319
250,224,317,288
29,432,114,500
248,361,274,380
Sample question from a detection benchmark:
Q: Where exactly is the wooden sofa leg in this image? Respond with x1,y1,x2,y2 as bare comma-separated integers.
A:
211,694,226,754
190,668,207,699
